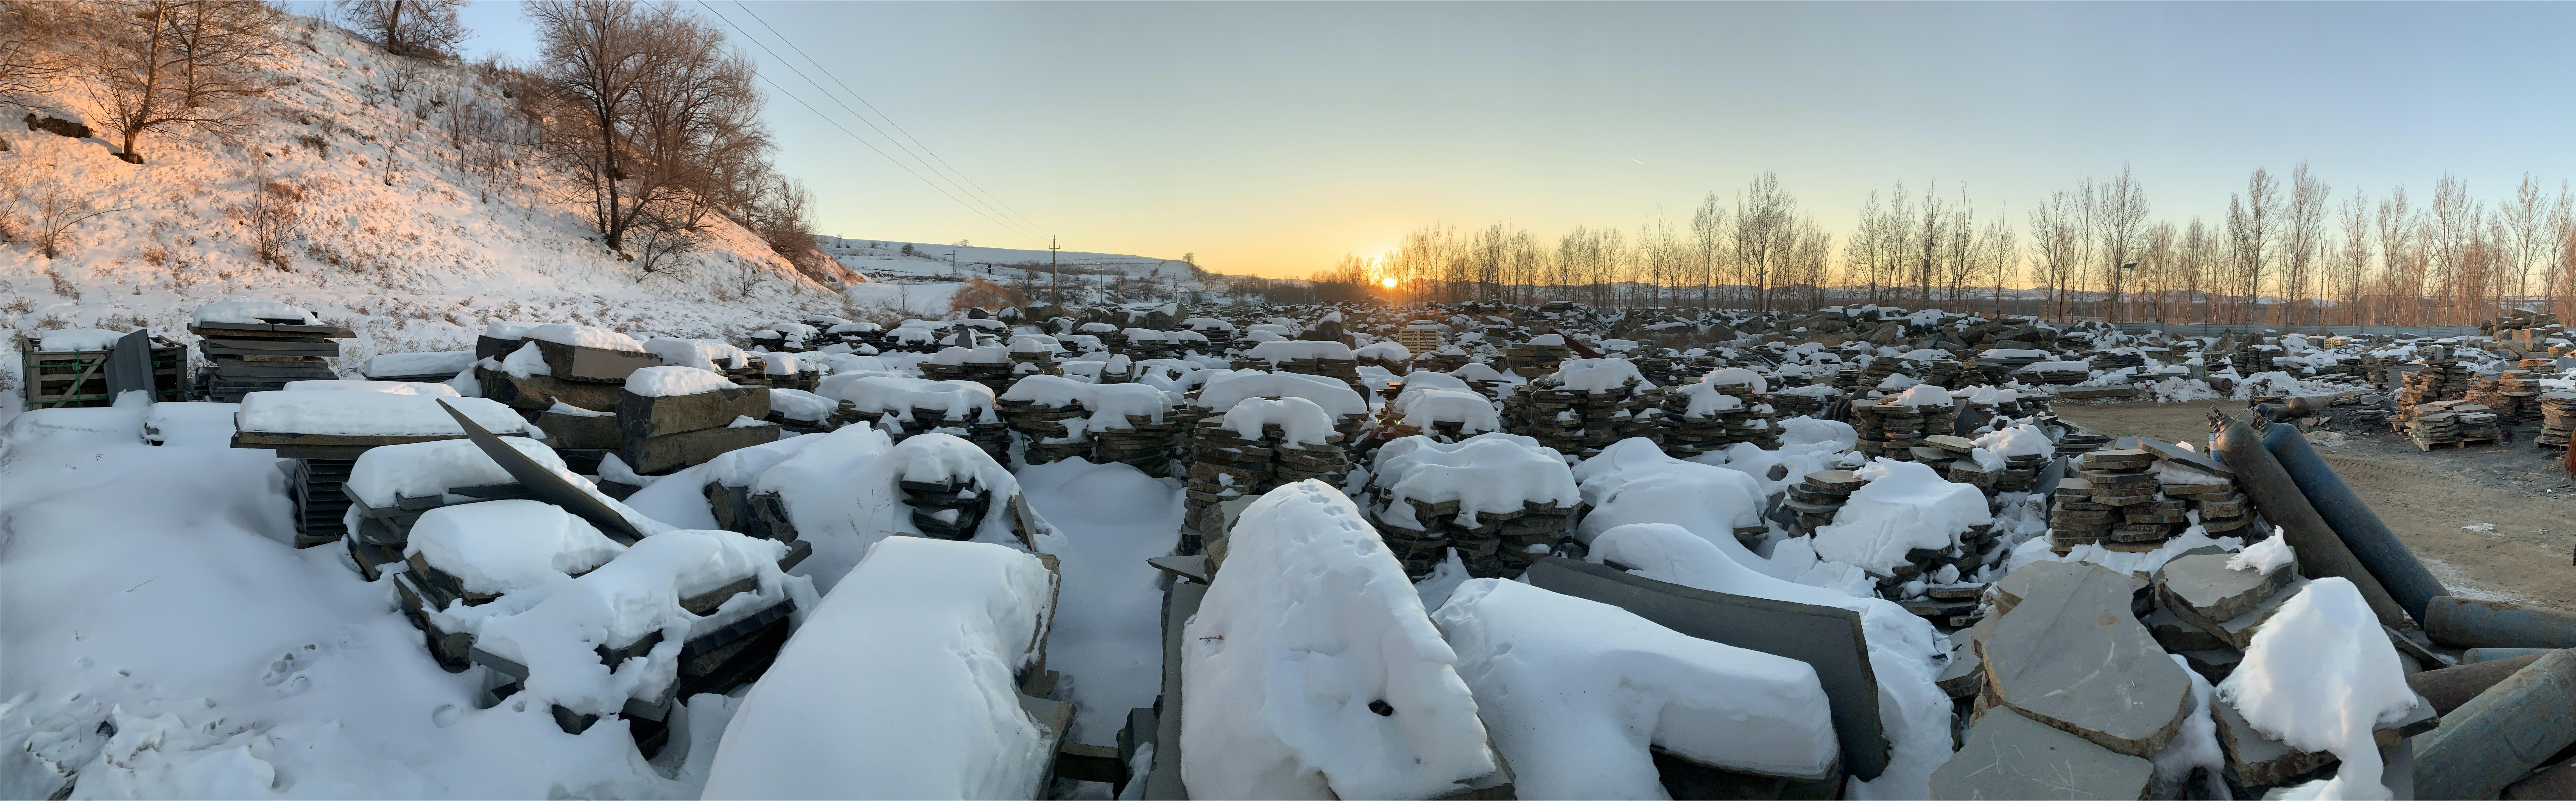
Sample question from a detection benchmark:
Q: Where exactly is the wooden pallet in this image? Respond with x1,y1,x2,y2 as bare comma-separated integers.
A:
16,334,188,410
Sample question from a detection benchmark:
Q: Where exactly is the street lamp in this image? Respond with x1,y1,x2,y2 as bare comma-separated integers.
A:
2120,262,2136,326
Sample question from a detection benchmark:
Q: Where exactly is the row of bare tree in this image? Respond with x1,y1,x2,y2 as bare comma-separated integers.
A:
1319,166,2576,326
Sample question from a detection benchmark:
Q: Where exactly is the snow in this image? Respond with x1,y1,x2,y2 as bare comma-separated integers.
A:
1353,340,1411,361
282,378,457,397
365,350,476,378
1672,380,1747,417
2215,577,2417,800
141,401,240,447
2151,653,2227,799
1018,460,1182,746
1370,434,1579,528
342,437,566,509
1970,423,2053,459
755,431,1054,593
35,327,132,352
1192,369,1368,417
234,391,533,436
1180,481,1497,800
2228,528,2296,575
192,299,317,326
1884,383,1953,407
833,375,998,423
1582,522,1954,799
468,529,809,719
624,365,737,397
1223,396,1339,447
1396,388,1501,434
702,537,1055,800
548,401,614,418
520,324,646,353
644,338,751,373
1779,417,1859,452
500,341,551,378
1570,438,1768,556
404,500,627,595
1700,366,1768,393
1001,375,1176,437
765,388,836,423
1244,339,1355,363
1433,578,1838,797
1554,358,1644,393
1812,459,1993,576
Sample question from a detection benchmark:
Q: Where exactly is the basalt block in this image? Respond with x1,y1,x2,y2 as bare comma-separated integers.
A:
617,385,771,440
1929,707,2153,800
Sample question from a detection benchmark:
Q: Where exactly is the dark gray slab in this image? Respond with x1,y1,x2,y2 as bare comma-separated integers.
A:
532,339,662,384
435,399,646,544
1982,561,2194,758
617,385,769,440
1930,708,2154,800
1525,557,1889,780
619,421,783,475
2156,553,2295,625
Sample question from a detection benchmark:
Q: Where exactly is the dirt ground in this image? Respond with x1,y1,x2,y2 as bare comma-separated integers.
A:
2053,400,2576,612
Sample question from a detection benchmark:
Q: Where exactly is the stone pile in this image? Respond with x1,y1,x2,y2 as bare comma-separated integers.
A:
1657,387,1781,457
189,318,351,402
1497,334,1571,372
1178,410,1354,551
898,475,993,541
2471,371,2545,427
918,348,1020,396
617,376,778,475
2395,358,2471,426
1507,375,1660,459
1849,399,1926,460
1781,469,1863,535
2539,390,2576,449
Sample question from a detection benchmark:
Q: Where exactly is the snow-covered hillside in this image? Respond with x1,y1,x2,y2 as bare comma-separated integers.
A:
0,17,850,419
823,235,1223,315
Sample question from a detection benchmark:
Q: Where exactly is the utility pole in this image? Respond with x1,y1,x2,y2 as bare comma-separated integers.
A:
1049,237,1061,305
951,251,959,278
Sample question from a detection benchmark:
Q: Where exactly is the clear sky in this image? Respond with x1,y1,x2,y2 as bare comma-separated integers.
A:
446,1,2576,279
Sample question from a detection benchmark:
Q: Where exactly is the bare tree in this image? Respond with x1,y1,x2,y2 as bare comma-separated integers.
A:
241,157,303,269
2333,191,2371,325
1981,214,2019,318
2375,186,2416,325
2080,165,2150,323
85,0,281,164
2497,173,2548,311
2280,163,2328,325
2178,219,2216,324
2426,176,2481,324
1913,186,1946,306
336,0,465,58
1688,192,1725,307
24,160,119,258
1730,173,1797,313
0,1,74,101
2029,191,2083,321
2224,168,2280,323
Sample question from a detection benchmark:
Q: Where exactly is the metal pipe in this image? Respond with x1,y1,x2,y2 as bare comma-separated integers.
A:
2414,650,2576,801
2405,652,2547,716
2259,422,2449,623
2468,647,2561,665
2426,596,2576,650
2214,418,2410,628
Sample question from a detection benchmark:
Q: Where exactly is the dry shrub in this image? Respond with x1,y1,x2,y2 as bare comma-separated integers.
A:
948,278,1027,314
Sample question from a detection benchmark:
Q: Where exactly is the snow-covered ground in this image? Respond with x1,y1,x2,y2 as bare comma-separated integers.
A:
0,18,849,422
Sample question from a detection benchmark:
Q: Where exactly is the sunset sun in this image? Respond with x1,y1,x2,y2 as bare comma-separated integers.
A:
1380,276,1398,289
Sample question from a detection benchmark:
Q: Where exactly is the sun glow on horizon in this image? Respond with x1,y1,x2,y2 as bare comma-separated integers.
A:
1380,276,1399,289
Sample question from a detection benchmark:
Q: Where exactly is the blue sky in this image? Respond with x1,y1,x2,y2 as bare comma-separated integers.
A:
440,1,2576,277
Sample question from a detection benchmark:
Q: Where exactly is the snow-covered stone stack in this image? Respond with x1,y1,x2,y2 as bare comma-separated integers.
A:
1781,468,1863,535
342,437,555,580
1809,459,1995,603
231,385,541,547
1181,396,1353,550
1498,333,1570,373
1244,339,1364,391
616,366,777,475
917,345,1018,396
480,324,662,412
1378,371,1503,443
1968,347,2050,383
1658,368,1781,457
830,374,1008,462
2078,448,2184,551
395,499,625,671
188,300,348,402
1004,335,1063,379
1507,358,1660,459
1364,435,1577,580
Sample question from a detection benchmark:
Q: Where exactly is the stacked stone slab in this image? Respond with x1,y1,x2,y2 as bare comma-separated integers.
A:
2472,371,2545,427
617,382,777,475
2227,346,2279,376
189,318,351,402
995,397,1095,465
1656,387,1780,457
1910,435,2001,494
1178,413,1353,551
2538,390,2576,449
1507,375,1659,459
1781,469,1862,535
898,476,993,541
1849,399,1925,460
2064,448,2170,552
1365,491,1572,582
2395,358,2471,427
1497,335,1570,373
918,351,1018,396
1092,413,1181,477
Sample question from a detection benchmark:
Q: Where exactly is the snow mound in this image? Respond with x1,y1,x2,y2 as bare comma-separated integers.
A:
2215,578,2416,800
1181,481,1496,800
404,500,627,595
1370,434,1578,529
1224,396,1338,447
1701,366,1768,393
642,339,750,373
624,366,735,397
1395,388,1500,435
703,537,1057,800
1553,358,1643,393
282,379,460,396
520,324,644,353
235,393,531,436
1193,369,1368,417
1570,438,1767,554
765,389,836,423
343,437,564,509
364,351,476,379
1813,459,1991,576
192,299,315,326
834,375,998,423
1245,340,1355,363
35,328,133,352
1434,578,1837,797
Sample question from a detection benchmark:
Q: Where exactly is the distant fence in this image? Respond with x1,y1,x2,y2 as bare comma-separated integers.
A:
2105,323,2482,339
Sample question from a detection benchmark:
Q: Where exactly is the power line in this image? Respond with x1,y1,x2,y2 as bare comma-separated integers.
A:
727,0,1054,239
694,2,1046,245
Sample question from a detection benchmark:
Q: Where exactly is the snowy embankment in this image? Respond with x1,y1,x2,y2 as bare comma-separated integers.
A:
0,18,850,421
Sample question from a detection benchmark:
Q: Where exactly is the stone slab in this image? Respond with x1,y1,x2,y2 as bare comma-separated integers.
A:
532,338,663,384
537,409,620,450
2156,552,2296,625
617,386,771,440
1980,561,2194,758
618,420,783,475
1929,707,2154,800
2168,576,2310,651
